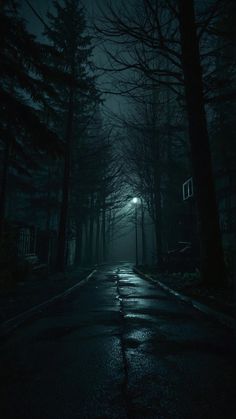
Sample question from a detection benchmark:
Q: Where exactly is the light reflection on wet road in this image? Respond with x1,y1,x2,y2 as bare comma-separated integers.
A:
0,263,234,419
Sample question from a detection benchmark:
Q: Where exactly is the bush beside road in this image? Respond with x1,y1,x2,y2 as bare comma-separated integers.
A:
134,266,234,325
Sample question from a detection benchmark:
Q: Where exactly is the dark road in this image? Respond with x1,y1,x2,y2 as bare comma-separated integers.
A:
0,263,234,419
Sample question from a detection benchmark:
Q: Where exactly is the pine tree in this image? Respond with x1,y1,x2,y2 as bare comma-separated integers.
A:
44,0,99,271
0,1,63,236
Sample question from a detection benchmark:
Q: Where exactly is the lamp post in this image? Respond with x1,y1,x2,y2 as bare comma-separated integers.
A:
132,197,139,266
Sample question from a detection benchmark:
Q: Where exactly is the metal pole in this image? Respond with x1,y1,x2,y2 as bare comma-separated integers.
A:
135,204,138,266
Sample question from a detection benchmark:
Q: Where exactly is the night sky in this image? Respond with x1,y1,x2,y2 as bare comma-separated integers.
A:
22,0,107,36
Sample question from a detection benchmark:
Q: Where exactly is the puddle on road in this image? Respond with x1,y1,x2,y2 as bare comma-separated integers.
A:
119,282,137,287
124,338,141,349
124,313,156,323
123,328,155,350
122,295,169,300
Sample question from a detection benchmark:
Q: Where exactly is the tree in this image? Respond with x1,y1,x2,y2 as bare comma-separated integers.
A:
97,0,230,285
69,105,124,266
45,0,98,271
122,86,190,267
0,1,62,237
178,0,227,285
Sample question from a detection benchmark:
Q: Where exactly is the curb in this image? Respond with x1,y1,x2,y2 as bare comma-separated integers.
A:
0,269,97,336
133,267,234,330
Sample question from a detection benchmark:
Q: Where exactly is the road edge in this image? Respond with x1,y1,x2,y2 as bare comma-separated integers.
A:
133,267,235,329
0,269,97,336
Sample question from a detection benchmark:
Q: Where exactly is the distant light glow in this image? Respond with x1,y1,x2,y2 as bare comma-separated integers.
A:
132,197,138,204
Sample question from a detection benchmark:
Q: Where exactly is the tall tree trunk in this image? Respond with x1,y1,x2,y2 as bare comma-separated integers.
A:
45,170,52,267
56,87,74,272
88,193,95,265
134,203,138,265
154,184,163,268
141,201,147,265
106,208,112,260
83,219,89,265
178,0,227,285
153,145,163,267
75,223,82,266
102,197,106,262
95,209,100,265
110,210,116,260
151,92,163,267
0,137,11,237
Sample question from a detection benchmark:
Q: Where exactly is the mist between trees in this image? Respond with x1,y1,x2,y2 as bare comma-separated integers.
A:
0,0,235,289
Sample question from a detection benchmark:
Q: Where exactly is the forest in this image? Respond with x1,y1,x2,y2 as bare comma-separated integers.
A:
0,0,235,293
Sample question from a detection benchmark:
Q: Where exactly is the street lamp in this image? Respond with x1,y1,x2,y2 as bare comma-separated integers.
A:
132,197,139,266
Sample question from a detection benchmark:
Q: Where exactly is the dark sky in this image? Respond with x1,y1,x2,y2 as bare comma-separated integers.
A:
22,0,101,38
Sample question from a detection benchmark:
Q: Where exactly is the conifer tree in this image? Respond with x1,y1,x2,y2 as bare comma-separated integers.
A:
0,1,62,236
45,0,98,271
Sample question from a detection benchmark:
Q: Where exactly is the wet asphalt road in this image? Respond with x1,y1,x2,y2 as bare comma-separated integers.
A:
0,263,234,419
